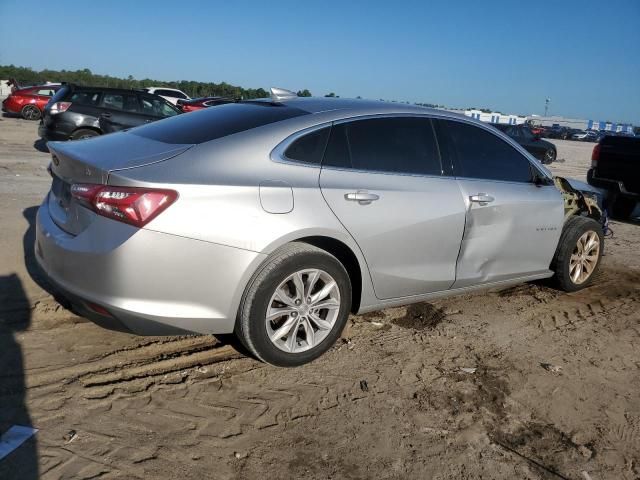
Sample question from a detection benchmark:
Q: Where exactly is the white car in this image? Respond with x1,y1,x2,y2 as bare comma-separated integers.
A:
142,87,190,105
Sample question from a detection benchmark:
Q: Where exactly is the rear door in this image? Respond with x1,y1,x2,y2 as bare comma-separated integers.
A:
319,116,466,300
434,119,563,288
98,92,147,133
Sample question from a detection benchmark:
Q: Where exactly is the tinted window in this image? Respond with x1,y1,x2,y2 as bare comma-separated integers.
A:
438,120,533,183
131,102,309,144
141,96,178,117
70,91,101,106
50,85,70,103
36,88,56,96
323,117,441,176
102,93,139,112
284,127,330,164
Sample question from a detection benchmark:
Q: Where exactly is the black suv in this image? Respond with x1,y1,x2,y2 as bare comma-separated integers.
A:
39,84,181,141
491,123,557,164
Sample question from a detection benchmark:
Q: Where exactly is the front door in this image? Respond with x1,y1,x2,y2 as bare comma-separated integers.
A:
319,116,467,300
434,119,564,289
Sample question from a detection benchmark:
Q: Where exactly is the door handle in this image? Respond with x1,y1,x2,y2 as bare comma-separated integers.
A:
345,191,380,205
469,193,495,204
101,113,112,118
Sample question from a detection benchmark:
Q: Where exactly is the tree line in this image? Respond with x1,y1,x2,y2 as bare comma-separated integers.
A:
0,64,312,100
0,64,449,108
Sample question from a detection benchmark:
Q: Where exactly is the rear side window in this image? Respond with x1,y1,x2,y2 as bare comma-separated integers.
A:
36,88,56,96
436,120,533,183
131,102,309,144
102,93,140,112
70,91,101,106
323,117,442,176
284,127,330,164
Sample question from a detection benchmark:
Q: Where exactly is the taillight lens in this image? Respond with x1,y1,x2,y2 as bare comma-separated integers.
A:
70,184,178,227
50,101,72,114
591,143,600,167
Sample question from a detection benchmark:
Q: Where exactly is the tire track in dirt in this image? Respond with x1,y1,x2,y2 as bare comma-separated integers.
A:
23,336,239,391
522,267,640,332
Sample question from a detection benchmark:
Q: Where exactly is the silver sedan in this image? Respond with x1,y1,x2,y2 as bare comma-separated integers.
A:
35,89,604,366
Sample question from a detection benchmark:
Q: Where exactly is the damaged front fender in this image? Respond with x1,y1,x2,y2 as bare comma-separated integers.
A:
554,176,604,223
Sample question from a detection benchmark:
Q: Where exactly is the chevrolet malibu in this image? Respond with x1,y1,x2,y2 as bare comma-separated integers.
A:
36,89,605,366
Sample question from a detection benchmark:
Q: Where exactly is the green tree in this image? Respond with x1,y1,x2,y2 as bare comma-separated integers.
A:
297,89,312,97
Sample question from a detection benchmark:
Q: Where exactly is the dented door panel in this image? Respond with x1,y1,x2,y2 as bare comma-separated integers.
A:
453,179,563,289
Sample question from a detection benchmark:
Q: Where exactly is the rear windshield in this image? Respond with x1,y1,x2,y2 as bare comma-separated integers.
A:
50,85,70,103
130,102,309,144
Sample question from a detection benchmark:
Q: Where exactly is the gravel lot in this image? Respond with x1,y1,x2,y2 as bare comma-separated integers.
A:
1,115,639,480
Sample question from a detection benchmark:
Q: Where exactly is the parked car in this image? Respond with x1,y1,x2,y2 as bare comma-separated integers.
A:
39,84,180,140
492,123,557,164
2,84,61,120
35,91,604,367
178,96,237,113
142,87,190,105
572,130,599,142
588,135,640,219
544,125,577,140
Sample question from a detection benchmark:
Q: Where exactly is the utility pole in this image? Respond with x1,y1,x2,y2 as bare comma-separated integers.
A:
544,98,550,117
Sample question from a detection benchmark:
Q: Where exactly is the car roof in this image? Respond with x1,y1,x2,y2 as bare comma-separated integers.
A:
68,84,144,94
244,97,473,125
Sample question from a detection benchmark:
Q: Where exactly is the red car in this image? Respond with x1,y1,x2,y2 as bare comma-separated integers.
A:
2,85,61,120
178,96,236,113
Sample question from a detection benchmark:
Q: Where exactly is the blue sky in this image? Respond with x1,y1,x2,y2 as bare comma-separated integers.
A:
1,0,638,123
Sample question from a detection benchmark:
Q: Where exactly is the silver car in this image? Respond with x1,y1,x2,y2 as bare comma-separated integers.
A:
36,89,605,366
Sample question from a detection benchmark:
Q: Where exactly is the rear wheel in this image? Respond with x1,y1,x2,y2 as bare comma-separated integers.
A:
543,148,556,164
611,196,637,220
71,129,100,140
551,216,603,292
236,242,352,367
21,105,41,121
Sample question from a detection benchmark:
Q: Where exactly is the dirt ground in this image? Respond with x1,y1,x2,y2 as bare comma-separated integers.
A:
1,115,639,480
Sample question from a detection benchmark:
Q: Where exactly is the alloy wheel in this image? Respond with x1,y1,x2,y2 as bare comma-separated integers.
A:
569,231,600,285
23,105,41,121
265,269,341,353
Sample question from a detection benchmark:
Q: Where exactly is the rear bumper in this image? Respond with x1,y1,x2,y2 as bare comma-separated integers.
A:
38,122,70,141
35,197,266,335
587,169,640,199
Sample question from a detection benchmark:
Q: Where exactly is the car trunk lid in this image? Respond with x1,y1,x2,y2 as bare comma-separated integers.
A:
47,132,193,235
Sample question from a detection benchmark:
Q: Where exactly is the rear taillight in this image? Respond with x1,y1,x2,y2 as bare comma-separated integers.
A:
70,184,178,227
50,101,72,114
591,143,600,167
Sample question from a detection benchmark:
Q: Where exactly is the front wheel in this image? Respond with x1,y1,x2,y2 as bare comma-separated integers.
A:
235,242,352,367
21,105,41,121
551,216,603,292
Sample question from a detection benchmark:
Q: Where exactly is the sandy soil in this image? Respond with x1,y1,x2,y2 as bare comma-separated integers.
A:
0,115,639,480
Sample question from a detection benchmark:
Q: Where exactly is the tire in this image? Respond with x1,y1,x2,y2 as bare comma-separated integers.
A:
543,148,556,164
611,196,637,220
21,104,41,121
551,216,604,292
235,242,352,367
71,129,100,140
